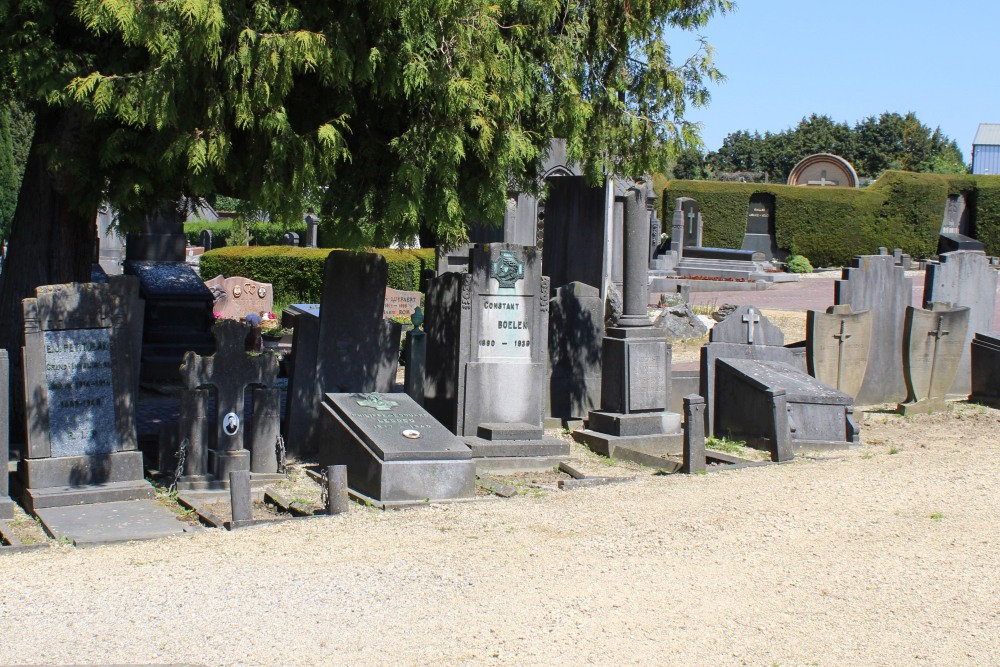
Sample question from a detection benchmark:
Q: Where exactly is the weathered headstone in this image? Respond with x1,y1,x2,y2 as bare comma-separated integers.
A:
970,332,1000,408
383,287,422,320
19,282,152,511
678,197,701,248
318,392,475,506
898,304,970,415
284,252,401,456
806,304,873,399
923,250,998,397
203,275,274,320
404,308,426,406
424,244,568,470
716,358,858,457
547,282,603,423
941,194,971,235
834,255,913,405
179,319,280,484
281,232,299,246
740,193,780,261
305,212,319,248
699,305,806,437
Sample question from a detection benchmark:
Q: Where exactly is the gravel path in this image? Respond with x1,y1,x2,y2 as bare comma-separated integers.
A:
2,405,998,666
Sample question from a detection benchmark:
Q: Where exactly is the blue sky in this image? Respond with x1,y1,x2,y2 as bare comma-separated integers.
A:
666,1,998,162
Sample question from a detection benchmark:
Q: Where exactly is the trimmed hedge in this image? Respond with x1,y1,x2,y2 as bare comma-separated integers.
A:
662,171,1000,266
184,219,308,248
198,246,436,306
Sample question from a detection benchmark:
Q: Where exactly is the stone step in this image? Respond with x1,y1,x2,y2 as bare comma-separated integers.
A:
22,479,154,511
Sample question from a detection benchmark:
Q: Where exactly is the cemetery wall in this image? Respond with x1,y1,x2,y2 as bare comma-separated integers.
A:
663,171,1000,265
200,246,435,306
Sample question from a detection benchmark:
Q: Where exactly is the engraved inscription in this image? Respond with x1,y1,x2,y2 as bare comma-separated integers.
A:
44,328,118,457
627,341,666,411
476,295,533,360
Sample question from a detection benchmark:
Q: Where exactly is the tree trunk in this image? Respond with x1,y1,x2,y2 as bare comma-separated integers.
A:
0,108,99,442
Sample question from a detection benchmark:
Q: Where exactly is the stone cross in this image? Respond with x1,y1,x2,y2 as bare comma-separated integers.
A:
833,320,852,391
807,169,838,187
926,315,950,393
742,307,761,344
687,208,696,235
180,319,279,458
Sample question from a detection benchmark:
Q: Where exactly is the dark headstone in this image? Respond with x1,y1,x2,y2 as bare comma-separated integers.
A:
200,229,213,252
834,255,913,405
740,193,780,261
281,232,299,246
305,213,319,248
970,332,1000,408
923,251,998,397
540,176,608,292
898,304,970,414
124,202,186,263
319,392,475,504
679,198,701,248
941,194,972,236
547,282,603,422
179,320,280,484
285,252,401,456
19,282,152,512
124,259,215,382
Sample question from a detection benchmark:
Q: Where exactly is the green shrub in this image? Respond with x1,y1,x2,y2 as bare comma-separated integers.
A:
184,219,309,248
199,246,436,307
786,255,813,273
662,171,1000,265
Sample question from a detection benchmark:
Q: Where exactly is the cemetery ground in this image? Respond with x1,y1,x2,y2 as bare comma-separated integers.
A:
2,272,999,665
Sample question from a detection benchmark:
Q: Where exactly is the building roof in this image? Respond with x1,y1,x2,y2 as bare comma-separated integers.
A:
973,123,1000,146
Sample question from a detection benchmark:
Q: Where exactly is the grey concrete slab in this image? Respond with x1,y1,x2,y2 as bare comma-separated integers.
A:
35,499,198,545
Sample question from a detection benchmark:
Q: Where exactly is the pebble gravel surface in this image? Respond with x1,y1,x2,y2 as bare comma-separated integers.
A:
1,406,998,666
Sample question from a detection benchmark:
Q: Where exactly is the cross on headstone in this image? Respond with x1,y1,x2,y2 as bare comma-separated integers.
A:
926,315,950,397
180,319,279,454
807,169,838,187
833,320,852,391
687,209,696,235
742,307,760,344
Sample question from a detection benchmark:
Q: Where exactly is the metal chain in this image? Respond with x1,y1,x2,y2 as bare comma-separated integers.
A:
169,438,189,494
275,434,287,475
319,466,329,509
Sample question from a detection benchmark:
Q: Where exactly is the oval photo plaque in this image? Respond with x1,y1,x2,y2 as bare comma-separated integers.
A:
401,429,422,439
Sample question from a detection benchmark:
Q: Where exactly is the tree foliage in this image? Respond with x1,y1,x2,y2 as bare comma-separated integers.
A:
1,0,733,246
706,112,967,182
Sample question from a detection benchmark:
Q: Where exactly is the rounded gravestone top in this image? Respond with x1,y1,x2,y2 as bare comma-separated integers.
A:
786,153,859,188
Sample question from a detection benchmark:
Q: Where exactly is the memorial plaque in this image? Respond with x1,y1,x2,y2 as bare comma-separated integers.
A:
382,287,422,320
626,340,666,411
204,275,273,320
43,328,117,457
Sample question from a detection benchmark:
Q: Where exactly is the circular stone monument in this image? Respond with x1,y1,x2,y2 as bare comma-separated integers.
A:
786,153,859,188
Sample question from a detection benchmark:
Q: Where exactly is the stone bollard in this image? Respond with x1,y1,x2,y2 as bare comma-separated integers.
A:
229,470,253,528
325,465,350,515
681,394,706,474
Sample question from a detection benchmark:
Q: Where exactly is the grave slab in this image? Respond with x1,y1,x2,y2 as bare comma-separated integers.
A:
35,499,198,545
319,392,475,503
